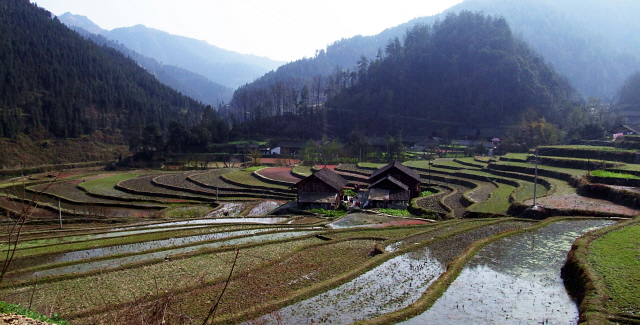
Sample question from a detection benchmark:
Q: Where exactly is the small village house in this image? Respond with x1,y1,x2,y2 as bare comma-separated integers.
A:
366,161,422,208
610,124,640,139
296,167,348,210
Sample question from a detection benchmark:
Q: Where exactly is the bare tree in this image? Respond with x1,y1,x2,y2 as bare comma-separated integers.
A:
1,172,59,285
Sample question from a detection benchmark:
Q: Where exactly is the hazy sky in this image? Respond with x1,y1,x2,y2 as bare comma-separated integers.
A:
31,0,463,62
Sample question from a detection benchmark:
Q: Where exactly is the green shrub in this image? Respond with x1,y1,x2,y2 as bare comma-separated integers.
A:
377,208,412,217
0,301,71,325
343,189,357,197
421,190,437,197
309,209,347,218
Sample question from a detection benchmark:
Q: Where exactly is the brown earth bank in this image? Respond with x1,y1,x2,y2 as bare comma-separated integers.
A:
0,134,129,171
0,313,53,325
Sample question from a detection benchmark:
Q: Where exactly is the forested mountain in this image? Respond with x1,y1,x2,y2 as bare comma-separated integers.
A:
57,11,106,34
101,24,283,89
229,0,639,114
59,15,234,106
405,0,640,100
326,12,576,137
617,72,640,112
228,11,576,137
0,0,215,140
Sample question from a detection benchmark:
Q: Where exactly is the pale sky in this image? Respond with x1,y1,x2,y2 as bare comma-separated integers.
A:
31,0,464,62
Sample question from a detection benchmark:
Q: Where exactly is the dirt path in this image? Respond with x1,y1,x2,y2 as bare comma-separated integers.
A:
415,186,451,215
524,193,639,217
442,183,469,218
467,182,498,203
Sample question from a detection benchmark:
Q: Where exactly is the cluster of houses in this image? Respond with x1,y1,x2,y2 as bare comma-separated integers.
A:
295,161,422,210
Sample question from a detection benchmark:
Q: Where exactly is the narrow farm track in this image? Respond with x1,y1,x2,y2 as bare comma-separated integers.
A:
442,183,471,218
467,182,498,203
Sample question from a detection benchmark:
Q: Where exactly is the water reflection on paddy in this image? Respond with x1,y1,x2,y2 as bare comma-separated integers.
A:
400,219,616,325
18,230,316,280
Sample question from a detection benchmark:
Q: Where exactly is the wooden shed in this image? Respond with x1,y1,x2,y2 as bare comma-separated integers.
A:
296,167,348,210
368,161,422,199
367,175,412,209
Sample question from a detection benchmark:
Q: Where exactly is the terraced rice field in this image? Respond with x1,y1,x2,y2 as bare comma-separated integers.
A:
255,167,302,184
2,149,639,324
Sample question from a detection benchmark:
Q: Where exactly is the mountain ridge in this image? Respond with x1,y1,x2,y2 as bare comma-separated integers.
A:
61,19,234,106
231,0,640,102
59,12,286,89
0,0,212,140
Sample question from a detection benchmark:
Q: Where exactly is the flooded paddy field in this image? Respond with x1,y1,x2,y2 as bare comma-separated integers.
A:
251,220,531,324
13,230,318,281
400,219,616,325
9,227,294,272
327,212,432,229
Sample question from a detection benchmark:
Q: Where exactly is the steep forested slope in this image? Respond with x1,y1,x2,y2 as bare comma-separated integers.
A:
408,0,640,100
0,0,208,139
326,12,576,137
229,0,639,109
617,72,640,112
59,17,234,106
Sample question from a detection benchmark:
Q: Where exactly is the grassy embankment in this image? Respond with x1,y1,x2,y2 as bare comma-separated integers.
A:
587,219,640,321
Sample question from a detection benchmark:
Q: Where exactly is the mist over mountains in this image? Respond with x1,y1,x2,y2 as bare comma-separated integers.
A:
58,13,285,89
60,14,234,107
236,0,639,102
412,0,640,100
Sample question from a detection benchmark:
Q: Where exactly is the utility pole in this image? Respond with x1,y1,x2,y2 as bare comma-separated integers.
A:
533,148,539,208
58,198,62,229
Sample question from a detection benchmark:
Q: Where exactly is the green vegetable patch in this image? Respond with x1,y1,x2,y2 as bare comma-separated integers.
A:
590,169,640,179
587,221,640,316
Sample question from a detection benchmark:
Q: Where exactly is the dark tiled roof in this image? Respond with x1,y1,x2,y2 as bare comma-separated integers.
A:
369,161,421,183
611,124,640,134
368,175,409,190
297,167,348,192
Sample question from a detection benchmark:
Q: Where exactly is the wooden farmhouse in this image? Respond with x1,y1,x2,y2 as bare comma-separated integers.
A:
366,161,422,208
296,167,348,210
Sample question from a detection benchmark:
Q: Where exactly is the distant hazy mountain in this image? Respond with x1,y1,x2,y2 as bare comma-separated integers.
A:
404,0,640,100
59,13,285,89
235,0,640,101
58,12,106,34
0,0,209,139
106,25,284,89
60,14,234,106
